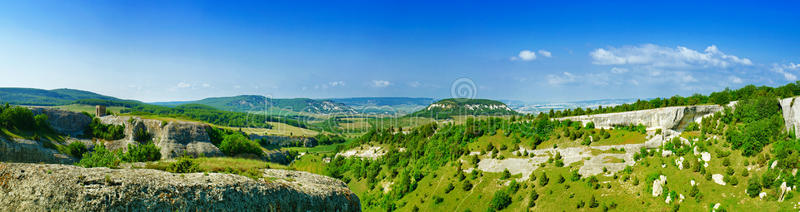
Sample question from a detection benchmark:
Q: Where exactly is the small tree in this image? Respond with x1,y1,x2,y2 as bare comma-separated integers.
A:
489,189,512,210
539,172,549,186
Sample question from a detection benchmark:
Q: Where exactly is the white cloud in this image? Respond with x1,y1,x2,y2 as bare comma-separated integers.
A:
538,50,552,58
610,67,629,74
408,81,422,88
177,82,191,88
511,50,536,61
328,81,346,87
201,83,211,88
729,76,743,84
511,49,551,61
371,80,391,88
590,44,752,68
771,62,799,81
546,72,576,85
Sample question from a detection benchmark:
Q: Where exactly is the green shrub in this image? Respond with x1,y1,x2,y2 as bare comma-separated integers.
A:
33,114,50,130
121,142,161,162
77,143,120,168
65,142,87,158
685,122,700,131
219,133,263,156
489,189,512,210
133,127,152,143
167,156,201,173
746,176,762,198
539,172,549,186
462,180,473,191
86,118,125,140
0,106,35,130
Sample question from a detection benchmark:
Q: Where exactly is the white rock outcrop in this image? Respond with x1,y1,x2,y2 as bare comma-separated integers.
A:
701,152,711,162
712,174,726,185
652,175,667,197
557,105,724,131
99,116,223,159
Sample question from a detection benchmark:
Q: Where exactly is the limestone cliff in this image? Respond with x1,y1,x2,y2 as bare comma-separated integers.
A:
29,107,91,137
556,105,725,131
99,116,222,159
0,137,75,164
780,97,800,135
0,163,361,211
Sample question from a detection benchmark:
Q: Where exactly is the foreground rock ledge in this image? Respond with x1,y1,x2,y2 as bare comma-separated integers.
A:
0,163,360,212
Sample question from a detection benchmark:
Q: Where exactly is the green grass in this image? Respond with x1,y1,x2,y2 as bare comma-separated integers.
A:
302,126,796,211
50,104,127,115
145,157,287,179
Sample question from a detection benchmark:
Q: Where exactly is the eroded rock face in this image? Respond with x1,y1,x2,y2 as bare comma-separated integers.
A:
29,107,91,137
0,163,361,212
780,97,800,135
250,134,318,148
556,105,724,131
99,116,222,159
0,137,75,164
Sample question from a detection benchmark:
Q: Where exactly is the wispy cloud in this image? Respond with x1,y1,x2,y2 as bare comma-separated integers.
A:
371,80,391,88
590,44,752,68
329,81,346,87
546,72,576,85
510,49,552,61
538,50,552,58
771,62,800,81
729,76,743,84
177,82,191,88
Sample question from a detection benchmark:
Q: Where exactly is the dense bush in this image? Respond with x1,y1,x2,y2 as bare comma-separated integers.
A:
121,142,161,162
0,106,35,131
132,127,152,143
77,143,120,168
315,134,346,145
65,142,88,158
167,156,201,173
86,118,125,140
726,95,784,156
219,133,263,156
746,176,762,198
489,189,512,210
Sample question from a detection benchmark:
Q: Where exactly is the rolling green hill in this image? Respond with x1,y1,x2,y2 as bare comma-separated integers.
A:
327,97,435,115
410,98,519,119
155,95,357,114
0,88,118,106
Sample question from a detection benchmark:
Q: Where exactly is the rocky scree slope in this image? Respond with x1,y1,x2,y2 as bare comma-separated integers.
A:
0,163,361,211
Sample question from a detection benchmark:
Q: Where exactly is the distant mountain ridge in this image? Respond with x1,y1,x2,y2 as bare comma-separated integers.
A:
327,97,435,115
155,95,357,114
0,88,119,106
409,98,519,119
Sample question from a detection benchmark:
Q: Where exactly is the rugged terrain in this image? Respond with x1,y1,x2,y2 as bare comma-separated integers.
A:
0,163,360,211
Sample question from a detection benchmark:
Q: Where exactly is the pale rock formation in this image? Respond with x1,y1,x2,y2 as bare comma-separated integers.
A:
712,174,726,185
780,181,790,202
701,152,711,162
99,116,222,159
675,157,685,170
0,163,361,211
556,105,724,131
652,175,667,197
662,150,673,157
29,107,91,137
0,137,75,164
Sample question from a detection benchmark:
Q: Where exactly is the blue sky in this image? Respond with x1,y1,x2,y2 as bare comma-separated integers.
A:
1,0,799,102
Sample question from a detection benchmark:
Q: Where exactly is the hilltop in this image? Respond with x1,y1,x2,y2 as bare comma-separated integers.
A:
0,88,119,106
409,98,519,119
